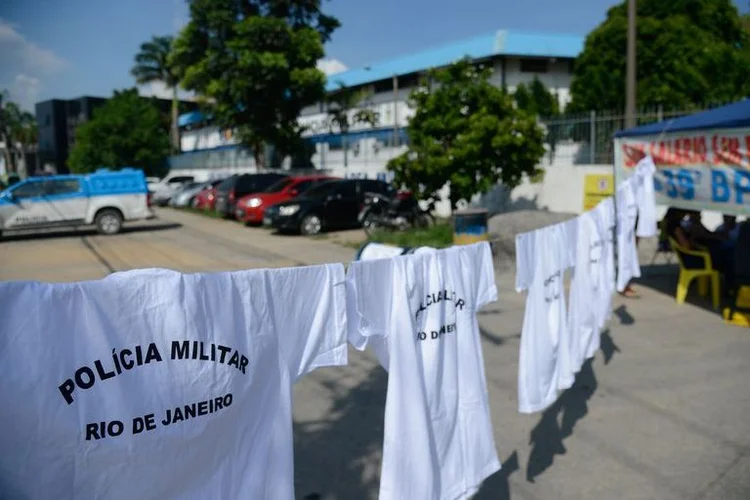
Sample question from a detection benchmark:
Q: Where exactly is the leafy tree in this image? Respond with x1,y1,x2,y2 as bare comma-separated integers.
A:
68,89,169,176
513,77,560,117
0,91,37,174
569,0,750,112
132,35,181,154
387,58,546,211
170,0,340,169
326,83,379,167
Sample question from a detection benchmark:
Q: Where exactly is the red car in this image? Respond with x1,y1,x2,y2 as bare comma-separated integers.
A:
193,183,221,211
235,175,337,225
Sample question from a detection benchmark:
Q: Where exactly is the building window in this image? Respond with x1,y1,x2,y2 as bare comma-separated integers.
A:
520,58,549,73
373,79,395,94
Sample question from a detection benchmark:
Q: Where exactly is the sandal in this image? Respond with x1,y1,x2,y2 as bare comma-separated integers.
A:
619,286,641,299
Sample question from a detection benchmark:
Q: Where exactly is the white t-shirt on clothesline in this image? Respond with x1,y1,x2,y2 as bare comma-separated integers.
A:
616,178,641,293
634,155,658,239
347,242,501,500
567,210,606,377
515,222,574,413
0,265,347,500
592,197,617,329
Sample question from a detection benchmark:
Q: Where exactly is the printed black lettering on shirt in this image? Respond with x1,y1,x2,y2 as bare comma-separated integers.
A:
414,289,467,320
544,271,562,304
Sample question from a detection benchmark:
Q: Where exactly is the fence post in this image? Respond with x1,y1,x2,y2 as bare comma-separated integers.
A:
590,110,596,164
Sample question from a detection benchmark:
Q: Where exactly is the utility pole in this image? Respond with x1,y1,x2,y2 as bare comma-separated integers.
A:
625,0,637,128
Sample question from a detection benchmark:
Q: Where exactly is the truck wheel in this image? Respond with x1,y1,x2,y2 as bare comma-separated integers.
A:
95,209,123,235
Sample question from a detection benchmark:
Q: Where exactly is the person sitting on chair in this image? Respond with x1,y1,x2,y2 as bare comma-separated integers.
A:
666,209,734,292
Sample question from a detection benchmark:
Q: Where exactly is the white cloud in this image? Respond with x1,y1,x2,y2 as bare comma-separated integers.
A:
138,81,196,101
317,58,348,76
7,74,42,111
0,19,67,111
0,20,67,75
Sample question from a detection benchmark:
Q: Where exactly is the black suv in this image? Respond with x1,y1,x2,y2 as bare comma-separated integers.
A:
265,178,394,235
214,173,288,218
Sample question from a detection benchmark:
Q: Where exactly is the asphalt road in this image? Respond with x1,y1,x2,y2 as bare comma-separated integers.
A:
0,209,359,282
1,208,749,500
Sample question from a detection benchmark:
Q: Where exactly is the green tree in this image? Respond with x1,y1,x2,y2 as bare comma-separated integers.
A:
170,0,340,169
131,35,181,154
68,89,170,176
513,77,560,117
0,91,37,174
569,0,750,112
387,59,546,211
326,83,379,167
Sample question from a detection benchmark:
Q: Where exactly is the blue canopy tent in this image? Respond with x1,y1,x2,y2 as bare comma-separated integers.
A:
614,99,750,138
613,99,750,216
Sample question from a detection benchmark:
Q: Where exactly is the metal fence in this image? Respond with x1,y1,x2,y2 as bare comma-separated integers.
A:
539,104,726,165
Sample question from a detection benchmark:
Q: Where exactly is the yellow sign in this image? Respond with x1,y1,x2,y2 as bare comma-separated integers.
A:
582,174,614,211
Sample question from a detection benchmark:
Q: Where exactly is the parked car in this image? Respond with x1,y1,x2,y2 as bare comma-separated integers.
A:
235,175,337,225
0,168,153,237
193,184,218,211
150,174,196,206
264,178,395,235
214,173,288,218
170,179,225,208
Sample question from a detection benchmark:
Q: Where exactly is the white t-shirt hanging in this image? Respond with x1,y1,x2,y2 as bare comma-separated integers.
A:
515,223,574,412
357,242,408,261
0,265,347,500
566,211,606,376
346,242,500,500
591,197,617,329
616,178,641,293
634,155,658,238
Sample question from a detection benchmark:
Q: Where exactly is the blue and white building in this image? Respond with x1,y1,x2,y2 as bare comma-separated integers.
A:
169,29,584,183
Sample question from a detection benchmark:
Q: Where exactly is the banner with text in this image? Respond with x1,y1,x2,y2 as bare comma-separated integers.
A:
614,128,750,215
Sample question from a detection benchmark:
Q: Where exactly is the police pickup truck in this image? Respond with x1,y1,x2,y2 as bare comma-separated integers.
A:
0,168,153,237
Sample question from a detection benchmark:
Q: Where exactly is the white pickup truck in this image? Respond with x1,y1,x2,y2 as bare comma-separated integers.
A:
0,168,153,237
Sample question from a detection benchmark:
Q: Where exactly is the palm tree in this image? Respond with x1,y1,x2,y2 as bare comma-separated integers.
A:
0,91,37,174
326,84,379,168
131,35,181,154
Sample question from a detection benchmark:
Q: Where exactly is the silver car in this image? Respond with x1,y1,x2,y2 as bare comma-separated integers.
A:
169,182,206,208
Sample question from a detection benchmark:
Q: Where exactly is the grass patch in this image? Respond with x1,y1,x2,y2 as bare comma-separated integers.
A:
368,223,454,249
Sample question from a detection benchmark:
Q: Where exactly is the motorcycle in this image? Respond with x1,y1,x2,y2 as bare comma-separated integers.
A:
358,190,435,236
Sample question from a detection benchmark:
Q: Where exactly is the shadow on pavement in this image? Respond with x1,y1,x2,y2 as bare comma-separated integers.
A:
600,329,621,365
474,451,520,500
294,365,387,500
479,326,521,347
613,304,635,325
634,266,721,315
526,358,599,483
0,222,182,242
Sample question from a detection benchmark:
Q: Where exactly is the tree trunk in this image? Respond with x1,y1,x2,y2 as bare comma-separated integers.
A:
2,141,17,174
171,88,180,155
253,142,265,172
3,147,16,174
343,134,348,168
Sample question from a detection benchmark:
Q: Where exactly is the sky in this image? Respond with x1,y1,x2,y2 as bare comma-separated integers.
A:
1,0,748,111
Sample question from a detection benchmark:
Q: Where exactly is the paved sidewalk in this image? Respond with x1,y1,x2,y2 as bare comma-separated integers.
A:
293,267,750,500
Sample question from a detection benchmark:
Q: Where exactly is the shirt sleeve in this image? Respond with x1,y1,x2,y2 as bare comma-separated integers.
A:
345,258,396,350
515,231,535,292
269,263,348,381
473,241,498,309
